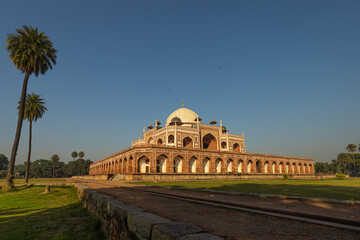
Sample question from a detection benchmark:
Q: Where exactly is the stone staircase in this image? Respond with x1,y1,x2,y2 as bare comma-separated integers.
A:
110,174,125,181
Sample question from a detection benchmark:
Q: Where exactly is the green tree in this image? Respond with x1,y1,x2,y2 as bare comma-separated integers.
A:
71,151,78,161
19,93,47,183
0,154,9,171
346,144,357,176
0,170,7,178
78,151,85,159
63,159,93,177
30,159,52,178
14,163,26,177
35,168,43,178
337,153,351,174
54,161,65,177
5,26,57,189
314,162,324,174
50,154,60,178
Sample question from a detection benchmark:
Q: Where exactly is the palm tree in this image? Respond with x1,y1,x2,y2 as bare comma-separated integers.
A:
78,151,85,159
19,93,47,183
5,26,57,189
71,152,78,161
51,154,60,178
346,144,357,177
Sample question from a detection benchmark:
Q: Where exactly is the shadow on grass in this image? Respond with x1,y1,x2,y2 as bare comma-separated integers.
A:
207,183,360,201
0,189,105,240
0,208,36,216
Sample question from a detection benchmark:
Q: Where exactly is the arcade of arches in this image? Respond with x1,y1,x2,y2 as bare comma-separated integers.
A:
89,147,314,175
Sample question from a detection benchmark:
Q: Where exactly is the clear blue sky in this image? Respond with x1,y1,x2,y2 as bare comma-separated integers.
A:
1,0,359,164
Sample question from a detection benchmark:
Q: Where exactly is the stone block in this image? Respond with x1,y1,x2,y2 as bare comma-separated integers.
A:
111,203,145,238
177,233,223,240
106,199,125,216
151,222,203,240
128,211,171,240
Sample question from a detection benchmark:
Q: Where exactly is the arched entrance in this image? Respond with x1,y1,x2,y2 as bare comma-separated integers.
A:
279,162,284,173
272,162,276,173
189,157,197,173
237,160,243,173
215,158,222,173
264,161,269,173
233,143,240,152
138,156,150,173
183,137,193,148
156,155,167,173
203,157,210,173
256,160,262,173
202,134,217,150
168,135,175,144
227,159,233,172
123,158,128,173
157,138,163,145
173,156,183,173
247,160,252,173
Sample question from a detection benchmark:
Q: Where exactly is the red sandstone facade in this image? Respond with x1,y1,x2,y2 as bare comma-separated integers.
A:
90,106,314,176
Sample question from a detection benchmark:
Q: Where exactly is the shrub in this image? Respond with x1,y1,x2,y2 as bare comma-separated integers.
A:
283,174,289,180
335,173,347,179
0,170,7,178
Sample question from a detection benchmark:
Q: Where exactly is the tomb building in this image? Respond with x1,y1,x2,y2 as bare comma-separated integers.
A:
89,104,314,178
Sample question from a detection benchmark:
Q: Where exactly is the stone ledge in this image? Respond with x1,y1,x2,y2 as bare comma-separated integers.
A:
73,183,223,240
128,211,171,240
152,222,204,240
178,233,224,240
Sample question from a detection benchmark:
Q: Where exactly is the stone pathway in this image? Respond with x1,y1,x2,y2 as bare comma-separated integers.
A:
70,179,360,240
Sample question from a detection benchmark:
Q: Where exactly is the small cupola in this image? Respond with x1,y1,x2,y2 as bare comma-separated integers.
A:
194,117,202,123
222,125,228,134
210,119,217,126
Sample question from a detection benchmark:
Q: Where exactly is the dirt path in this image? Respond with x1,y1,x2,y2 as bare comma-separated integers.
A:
72,179,360,240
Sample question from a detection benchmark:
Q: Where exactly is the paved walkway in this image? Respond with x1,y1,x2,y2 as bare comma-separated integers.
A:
69,179,360,240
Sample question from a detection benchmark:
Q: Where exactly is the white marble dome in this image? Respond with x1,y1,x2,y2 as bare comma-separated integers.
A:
166,107,199,126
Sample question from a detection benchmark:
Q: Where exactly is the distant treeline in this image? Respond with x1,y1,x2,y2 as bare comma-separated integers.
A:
0,153,92,178
314,153,360,176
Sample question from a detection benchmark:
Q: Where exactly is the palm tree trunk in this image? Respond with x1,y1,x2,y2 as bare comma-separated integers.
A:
25,120,32,183
5,72,30,190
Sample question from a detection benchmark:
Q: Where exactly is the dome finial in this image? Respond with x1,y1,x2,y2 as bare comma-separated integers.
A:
182,100,184,108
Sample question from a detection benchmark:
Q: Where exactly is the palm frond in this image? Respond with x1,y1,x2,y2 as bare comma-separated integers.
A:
6,25,57,76
18,93,48,122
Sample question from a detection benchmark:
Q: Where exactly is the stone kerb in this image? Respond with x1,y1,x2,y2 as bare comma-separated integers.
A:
73,183,223,240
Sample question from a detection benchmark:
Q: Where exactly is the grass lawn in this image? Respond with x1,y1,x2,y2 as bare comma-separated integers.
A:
0,185,105,240
0,178,66,184
133,178,360,201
